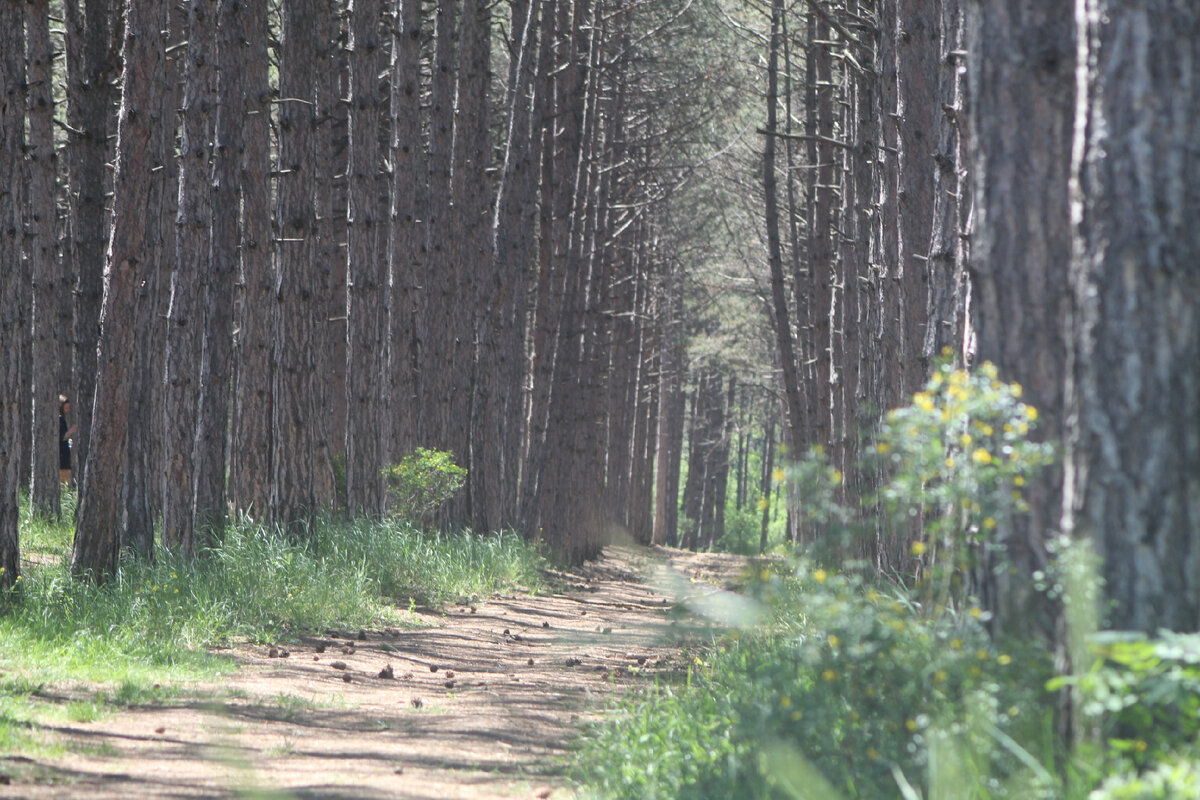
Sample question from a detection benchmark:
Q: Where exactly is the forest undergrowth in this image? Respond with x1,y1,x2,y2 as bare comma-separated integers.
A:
0,504,546,759
575,362,1200,800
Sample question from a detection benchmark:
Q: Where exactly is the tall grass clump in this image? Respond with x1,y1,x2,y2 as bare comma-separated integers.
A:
0,502,545,751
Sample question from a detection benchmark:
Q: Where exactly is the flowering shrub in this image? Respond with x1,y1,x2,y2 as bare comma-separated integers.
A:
872,359,1055,587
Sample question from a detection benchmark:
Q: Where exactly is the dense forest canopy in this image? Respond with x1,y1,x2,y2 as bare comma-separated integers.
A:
0,0,1196,638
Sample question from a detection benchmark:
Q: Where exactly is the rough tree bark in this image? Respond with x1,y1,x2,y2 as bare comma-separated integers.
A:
229,0,273,517
345,0,388,516
64,0,116,481
0,0,25,586
386,0,427,463
191,0,246,541
271,0,323,528
1065,0,1200,632
966,0,1074,630
27,1,62,519
164,0,217,551
487,0,541,528
762,0,807,463
73,0,164,580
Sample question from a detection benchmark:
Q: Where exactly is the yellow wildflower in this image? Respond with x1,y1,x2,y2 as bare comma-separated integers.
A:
997,654,1012,666
983,517,998,530
905,718,918,732
1011,383,1023,398
780,695,792,708
972,448,993,465
911,541,927,556
772,468,786,483
950,638,963,650
934,669,948,683
1013,475,1026,487
813,569,828,583
969,607,983,619
876,442,890,454
1025,405,1039,421
827,635,840,649
822,669,837,682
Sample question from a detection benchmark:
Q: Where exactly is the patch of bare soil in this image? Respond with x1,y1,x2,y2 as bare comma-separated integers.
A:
0,546,753,800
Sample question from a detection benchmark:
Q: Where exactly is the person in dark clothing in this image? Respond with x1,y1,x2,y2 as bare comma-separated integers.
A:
59,395,77,486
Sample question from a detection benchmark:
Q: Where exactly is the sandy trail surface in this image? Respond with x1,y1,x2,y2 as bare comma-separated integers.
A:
0,546,753,799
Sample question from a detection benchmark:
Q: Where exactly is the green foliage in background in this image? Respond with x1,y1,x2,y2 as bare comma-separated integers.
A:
382,448,468,526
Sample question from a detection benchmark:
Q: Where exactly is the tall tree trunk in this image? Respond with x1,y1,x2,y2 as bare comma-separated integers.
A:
421,0,460,463
967,0,1074,631
922,0,968,362
487,0,540,527
653,260,685,547
345,0,388,516
386,0,427,463
229,0,273,517
192,0,246,540
313,0,344,510
1065,0,1200,632
27,1,62,519
455,0,493,524
759,416,776,555
122,0,174,558
272,0,323,528
895,0,939,390
762,0,806,460
0,0,26,586
73,0,165,580
64,0,116,481
808,15,835,458
164,0,216,552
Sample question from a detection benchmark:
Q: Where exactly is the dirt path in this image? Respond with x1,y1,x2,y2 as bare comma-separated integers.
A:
0,546,753,800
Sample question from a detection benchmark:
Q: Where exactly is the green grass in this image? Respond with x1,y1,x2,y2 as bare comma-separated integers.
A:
0,495,547,763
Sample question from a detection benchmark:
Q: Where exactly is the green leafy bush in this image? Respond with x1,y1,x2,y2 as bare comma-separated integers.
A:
1050,631,1200,792
381,448,467,525
577,563,1054,800
1090,761,1200,800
